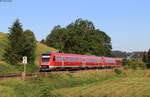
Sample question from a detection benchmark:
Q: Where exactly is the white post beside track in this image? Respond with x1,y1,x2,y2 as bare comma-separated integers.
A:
22,56,27,80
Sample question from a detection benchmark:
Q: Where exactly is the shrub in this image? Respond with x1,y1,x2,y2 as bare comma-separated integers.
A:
138,62,147,69
146,63,150,68
122,58,128,66
114,68,122,74
125,60,147,70
129,61,137,70
123,65,130,70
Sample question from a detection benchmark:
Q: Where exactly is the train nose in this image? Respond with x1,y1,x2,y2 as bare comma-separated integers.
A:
41,62,49,65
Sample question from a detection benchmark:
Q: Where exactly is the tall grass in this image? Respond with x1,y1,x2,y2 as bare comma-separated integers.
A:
0,70,116,97
1,70,150,97
0,61,39,74
52,70,150,97
0,32,8,60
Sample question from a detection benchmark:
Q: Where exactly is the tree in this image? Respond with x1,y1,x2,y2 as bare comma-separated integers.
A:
148,49,150,63
147,49,150,68
4,19,24,65
45,25,65,52
40,39,45,44
142,52,147,63
23,30,36,64
4,19,37,65
45,18,112,56
142,49,150,68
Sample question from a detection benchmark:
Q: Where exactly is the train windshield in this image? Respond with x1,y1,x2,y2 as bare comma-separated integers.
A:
42,53,51,62
42,57,50,62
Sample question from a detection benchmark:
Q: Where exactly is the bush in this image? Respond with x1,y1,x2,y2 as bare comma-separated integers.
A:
124,59,147,70
16,63,39,73
122,58,128,66
146,63,150,68
114,68,122,74
0,61,20,74
138,62,147,69
123,65,130,70
129,61,137,70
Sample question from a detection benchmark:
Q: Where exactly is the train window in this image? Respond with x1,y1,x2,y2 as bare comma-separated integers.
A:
55,56,62,62
86,59,98,63
66,57,78,62
86,59,90,62
80,58,85,62
42,58,50,62
42,55,50,62
104,59,115,63
98,59,102,63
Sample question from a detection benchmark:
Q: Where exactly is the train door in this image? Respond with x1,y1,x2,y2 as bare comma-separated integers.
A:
53,56,62,67
81,58,86,67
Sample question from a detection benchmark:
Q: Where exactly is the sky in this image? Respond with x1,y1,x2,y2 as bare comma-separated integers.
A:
0,0,150,52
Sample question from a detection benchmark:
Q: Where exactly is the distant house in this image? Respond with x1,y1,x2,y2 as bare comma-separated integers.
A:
127,52,143,62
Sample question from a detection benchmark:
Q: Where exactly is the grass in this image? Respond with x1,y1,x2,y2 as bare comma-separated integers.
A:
0,61,40,74
0,70,150,97
51,70,150,97
0,32,8,60
0,70,116,97
0,32,58,74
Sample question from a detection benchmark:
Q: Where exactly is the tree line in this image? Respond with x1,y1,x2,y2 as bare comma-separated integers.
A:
4,18,112,65
41,18,112,56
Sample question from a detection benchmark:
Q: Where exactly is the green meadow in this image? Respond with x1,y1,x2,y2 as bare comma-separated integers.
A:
0,70,150,97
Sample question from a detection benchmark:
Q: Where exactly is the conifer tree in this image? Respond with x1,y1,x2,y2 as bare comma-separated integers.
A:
4,19,24,65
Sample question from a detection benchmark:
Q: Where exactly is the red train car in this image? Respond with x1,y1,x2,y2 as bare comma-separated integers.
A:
39,52,123,71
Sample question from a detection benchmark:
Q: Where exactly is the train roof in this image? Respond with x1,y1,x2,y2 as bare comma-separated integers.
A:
41,52,122,60
43,52,99,58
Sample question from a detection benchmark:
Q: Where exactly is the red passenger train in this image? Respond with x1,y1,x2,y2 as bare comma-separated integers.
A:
39,52,123,71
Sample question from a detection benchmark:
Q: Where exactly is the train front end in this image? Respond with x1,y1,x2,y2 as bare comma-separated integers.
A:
40,53,51,71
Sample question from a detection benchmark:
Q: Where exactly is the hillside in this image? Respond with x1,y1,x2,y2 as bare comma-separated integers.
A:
0,32,58,74
0,32,58,63
0,32,8,60
35,42,58,64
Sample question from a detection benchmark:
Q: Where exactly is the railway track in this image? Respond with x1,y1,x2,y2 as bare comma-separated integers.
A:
0,73,35,79
0,69,114,80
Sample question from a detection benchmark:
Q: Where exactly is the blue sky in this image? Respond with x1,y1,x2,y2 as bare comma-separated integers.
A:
0,0,150,52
